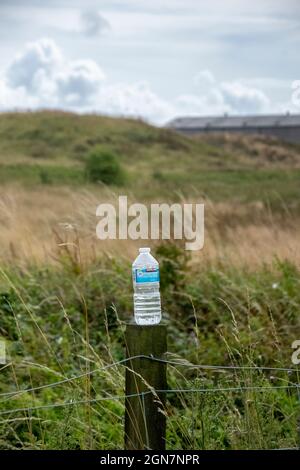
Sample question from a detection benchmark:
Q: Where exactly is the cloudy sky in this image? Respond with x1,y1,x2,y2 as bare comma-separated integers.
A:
0,0,299,123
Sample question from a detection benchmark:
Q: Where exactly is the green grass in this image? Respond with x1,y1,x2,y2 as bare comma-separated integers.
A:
153,169,300,204
0,111,300,207
1,163,299,209
0,164,85,186
0,246,299,449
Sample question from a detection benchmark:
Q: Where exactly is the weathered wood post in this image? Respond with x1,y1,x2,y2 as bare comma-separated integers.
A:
124,323,167,450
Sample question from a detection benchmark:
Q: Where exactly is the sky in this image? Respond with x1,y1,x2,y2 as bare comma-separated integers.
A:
0,0,299,124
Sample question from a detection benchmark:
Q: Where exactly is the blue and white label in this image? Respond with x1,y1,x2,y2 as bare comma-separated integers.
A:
134,267,160,283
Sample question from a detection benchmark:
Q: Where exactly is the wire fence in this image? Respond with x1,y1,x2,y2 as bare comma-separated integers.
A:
0,354,299,400
0,354,299,417
0,384,299,417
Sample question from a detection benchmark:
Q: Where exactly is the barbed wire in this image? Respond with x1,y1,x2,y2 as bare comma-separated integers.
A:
145,355,300,373
0,354,299,401
0,384,299,417
0,355,139,400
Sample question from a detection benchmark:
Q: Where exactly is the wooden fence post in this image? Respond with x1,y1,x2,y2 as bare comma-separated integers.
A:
124,323,167,450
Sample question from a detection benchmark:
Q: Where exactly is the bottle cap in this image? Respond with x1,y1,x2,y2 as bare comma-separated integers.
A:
139,247,150,253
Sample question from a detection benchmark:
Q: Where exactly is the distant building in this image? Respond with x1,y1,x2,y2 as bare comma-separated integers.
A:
166,114,300,144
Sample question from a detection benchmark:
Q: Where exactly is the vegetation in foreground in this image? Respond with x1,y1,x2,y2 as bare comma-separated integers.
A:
0,243,299,450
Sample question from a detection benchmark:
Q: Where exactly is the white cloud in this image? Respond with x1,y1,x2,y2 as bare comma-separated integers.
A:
193,69,215,88
6,38,62,92
176,90,226,116
3,38,105,108
80,10,110,36
179,70,271,116
55,60,105,105
0,78,38,109
96,81,173,123
0,40,296,123
0,37,172,122
219,81,270,113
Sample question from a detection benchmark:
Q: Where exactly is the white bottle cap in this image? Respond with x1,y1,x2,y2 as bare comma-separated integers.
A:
139,247,150,253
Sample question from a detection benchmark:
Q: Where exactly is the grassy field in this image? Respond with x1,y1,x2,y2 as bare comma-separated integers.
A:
0,111,299,449
0,111,300,203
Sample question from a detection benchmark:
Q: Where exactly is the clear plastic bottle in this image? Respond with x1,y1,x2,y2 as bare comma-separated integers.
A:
132,247,161,325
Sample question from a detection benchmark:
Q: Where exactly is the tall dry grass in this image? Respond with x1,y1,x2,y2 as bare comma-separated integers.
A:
0,184,299,267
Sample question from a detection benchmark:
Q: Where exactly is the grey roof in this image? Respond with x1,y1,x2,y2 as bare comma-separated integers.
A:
167,114,300,130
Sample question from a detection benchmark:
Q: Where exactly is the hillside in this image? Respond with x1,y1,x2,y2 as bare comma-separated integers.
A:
0,111,300,204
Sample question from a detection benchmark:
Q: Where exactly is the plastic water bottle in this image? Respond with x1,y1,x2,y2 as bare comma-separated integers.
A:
132,247,161,325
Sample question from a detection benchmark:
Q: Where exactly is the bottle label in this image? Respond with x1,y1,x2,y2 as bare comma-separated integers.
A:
134,267,160,283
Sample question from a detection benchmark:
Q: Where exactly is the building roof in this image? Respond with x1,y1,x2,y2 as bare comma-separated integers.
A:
167,113,300,130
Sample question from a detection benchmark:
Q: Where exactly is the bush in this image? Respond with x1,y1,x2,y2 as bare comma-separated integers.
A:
39,168,52,184
85,148,125,185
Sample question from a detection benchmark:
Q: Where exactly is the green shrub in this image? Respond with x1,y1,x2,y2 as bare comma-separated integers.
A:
85,148,125,185
39,168,52,184
152,170,165,181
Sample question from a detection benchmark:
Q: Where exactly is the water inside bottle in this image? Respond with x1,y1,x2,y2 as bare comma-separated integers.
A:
132,248,162,325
